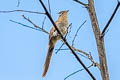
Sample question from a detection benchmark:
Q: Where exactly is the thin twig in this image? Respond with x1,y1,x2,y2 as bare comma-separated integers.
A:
22,15,49,34
66,23,72,36
67,23,72,37
55,46,99,68
72,47,99,68
72,20,86,46
68,23,72,30
101,2,120,38
77,52,89,59
55,48,69,51
55,43,65,54
17,0,20,7
71,47,89,56
73,0,88,7
64,64,93,80
0,10,45,14
88,52,100,68
55,47,88,58
9,20,42,32
48,0,51,15
42,16,46,28
39,0,96,79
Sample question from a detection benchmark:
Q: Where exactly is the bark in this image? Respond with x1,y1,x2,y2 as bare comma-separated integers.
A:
87,0,109,80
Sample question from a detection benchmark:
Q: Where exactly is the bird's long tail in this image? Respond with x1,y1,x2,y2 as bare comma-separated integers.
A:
42,39,56,77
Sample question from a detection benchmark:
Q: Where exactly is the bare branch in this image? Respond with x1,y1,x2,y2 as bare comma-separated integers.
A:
68,23,72,32
101,2,120,38
72,20,86,46
17,0,20,7
55,43,65,54
39,0,96,79
55,46,99,69
48,0,51,15
64,64,93,80
73,0,88,7
72,47,99,67
66,23,72,37
22,15,49,34
71,47,89,56
55,48,69,51
0,10,45,14
10,20,43,32
42,16,46,28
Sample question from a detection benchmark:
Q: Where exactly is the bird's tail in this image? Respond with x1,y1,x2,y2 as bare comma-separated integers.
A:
42,39,56,77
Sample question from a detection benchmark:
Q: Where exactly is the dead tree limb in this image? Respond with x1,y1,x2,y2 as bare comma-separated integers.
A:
87,0,109,80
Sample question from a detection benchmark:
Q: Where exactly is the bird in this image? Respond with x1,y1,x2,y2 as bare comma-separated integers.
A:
42,10,69,77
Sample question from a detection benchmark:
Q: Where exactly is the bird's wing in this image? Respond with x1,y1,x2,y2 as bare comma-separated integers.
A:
49,21,61,40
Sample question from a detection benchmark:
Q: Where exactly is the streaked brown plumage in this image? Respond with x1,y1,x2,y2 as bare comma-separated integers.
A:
42,10,69,77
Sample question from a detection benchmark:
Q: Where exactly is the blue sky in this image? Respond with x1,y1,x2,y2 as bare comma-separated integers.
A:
0,0,120,80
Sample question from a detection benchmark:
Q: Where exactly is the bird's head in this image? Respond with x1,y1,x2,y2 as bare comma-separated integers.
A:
58,10,69,16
